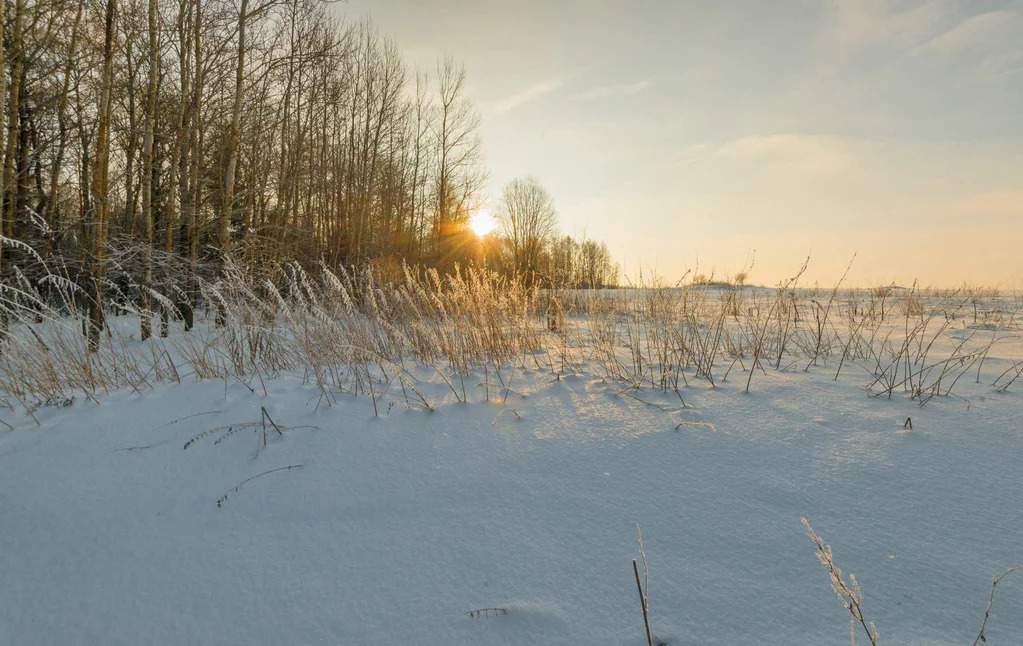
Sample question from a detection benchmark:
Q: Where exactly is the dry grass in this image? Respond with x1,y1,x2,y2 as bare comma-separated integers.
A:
0,246,1019,415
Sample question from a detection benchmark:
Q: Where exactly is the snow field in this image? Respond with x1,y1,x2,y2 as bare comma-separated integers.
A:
2,353,1020,645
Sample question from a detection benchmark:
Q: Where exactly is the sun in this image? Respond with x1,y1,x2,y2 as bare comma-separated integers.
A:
469,212,496,237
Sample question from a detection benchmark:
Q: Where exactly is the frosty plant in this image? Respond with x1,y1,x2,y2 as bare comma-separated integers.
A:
804,517,1023,646
802,518,879,646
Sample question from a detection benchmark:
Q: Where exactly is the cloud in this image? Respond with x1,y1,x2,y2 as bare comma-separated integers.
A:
926,62,1023,96
826,0,951,50
573,80,651,101
714,134,859,176
918,11,1019,53
826,3,1021,57
493,79,563,114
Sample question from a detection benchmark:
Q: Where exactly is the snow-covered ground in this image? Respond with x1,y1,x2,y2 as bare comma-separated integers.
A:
2,333,1021,644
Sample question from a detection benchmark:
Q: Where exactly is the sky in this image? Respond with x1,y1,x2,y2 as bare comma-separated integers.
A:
340,0,1023,287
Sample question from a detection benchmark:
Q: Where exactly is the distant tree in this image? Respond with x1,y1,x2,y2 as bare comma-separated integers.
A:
548,235,578,286
576,238,617,288
496,176,557,285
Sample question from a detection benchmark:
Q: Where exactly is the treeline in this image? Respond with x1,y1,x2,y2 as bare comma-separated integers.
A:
488,176,617,289
478,230,618,290
4,0,485,265
546,236,617,289
0,0,617,347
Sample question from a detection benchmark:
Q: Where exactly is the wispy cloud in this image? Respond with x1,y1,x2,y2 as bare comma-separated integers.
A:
925,63,1023,96
826,0,950,50
826,3,1021,57
493,79,563,114
918,10,1019,53
715,134,860,176
574,80,651,101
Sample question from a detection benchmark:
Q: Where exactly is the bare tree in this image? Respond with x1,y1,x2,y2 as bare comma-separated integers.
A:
44,1,85,257
432,56,484,270
496,176,557,285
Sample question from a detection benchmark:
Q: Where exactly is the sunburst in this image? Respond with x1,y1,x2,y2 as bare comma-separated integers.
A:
469,212,496,237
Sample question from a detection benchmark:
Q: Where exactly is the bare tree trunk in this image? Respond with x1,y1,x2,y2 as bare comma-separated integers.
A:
217,0,248,326
163,0,190,337
3,0,25,241
0,0,6,343
182,0,202,332
44,2,84,261
89,0,117,352
140,0,159,340
123,23,139,238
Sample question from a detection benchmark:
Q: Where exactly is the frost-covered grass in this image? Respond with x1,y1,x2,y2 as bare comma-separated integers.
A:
0,260,1020,411
0,262,1021,644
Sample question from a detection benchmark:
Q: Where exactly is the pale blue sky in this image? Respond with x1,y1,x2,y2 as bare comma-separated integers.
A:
342,1,1023,286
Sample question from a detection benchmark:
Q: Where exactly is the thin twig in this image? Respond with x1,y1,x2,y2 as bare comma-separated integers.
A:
216,464,304,508
973,564,1023,646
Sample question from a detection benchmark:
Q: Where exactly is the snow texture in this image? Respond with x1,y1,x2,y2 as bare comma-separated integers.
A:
1,346,1021,645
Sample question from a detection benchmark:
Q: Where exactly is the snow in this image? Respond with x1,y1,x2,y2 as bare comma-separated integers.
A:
1,330,1021,644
